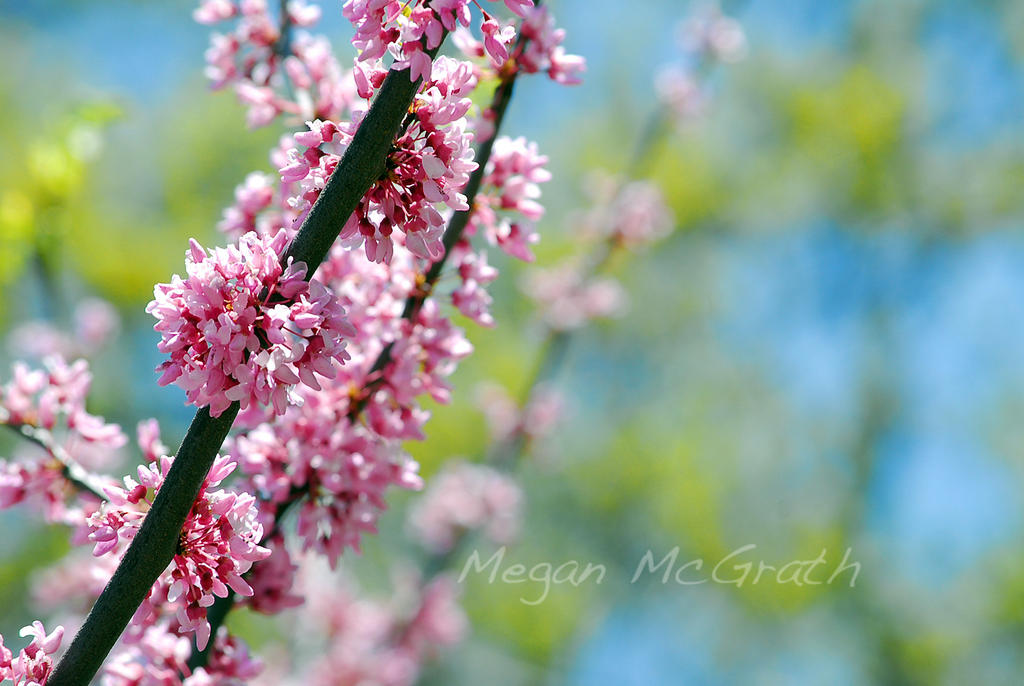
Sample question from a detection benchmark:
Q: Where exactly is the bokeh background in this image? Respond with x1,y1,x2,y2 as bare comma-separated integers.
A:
3,0,1024,683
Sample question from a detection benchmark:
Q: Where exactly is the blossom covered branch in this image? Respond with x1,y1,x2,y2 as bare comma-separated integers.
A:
47,13,451,686
186,2,570,670
0,4,751,686
35,1,585,685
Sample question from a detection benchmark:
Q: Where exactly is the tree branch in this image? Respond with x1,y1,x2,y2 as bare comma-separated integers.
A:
47,55,440,686
189,35,533,672
47,404,239,686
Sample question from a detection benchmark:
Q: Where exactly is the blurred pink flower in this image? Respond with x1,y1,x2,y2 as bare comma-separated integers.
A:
408,460,522,552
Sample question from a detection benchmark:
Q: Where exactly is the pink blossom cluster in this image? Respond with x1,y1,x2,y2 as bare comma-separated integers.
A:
0,357,127,456
217,147,308,243
173,236,480,580
521,262,627,331
226,252,474,563
449,3,583,85
217,171,279,239
280,56,479,263
450,246,498,327
0,357,124,521
343,0,533,82
26,423,173,614
0,2,591,682
215,238,469,566
148,230,355,417
31,546,121,616
654,65,706,120
0,444,94,527
408,460,522,552
679,3,748,64
179,0,579,628
103,622,262,686
0,621,64,686
241,534,305,614
276,568,466,686
515,4,586,84
231,402,422,567
450,18,517,70
196,0,355,127
655,4,746,120
577,176,674,249
475,380,563,445
103,624,189,686
88,455,271,650
518,176,673,330
465,135,551,262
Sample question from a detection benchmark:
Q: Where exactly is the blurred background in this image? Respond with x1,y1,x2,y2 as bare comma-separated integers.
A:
3,0,1024,683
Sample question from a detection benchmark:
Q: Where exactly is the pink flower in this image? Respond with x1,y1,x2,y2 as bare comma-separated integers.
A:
503,0,534,17
102,622,263,686
0,621,64,686
1,357,119,442
148,230,356,417
288,0,322,27
194,0,236,25
451,247,498,327
474,380,563,444
88,455,271,650
408,460,522,552
219,238,491,568
467,136,550,262
521,261,628,330
518,5,585,85
137,418,169,463
481,17,516,67
577,177,674,248
31,548,119,612
7,298,119,361
219,172,277,240
654,65,706,120
232,387,424,568
522,383,564,441
243,535,305,613
283,57,478,264
196,0,355,127
294,569,466,686
74,298,121,352
0,357,123,523
344,0,457,78
680,5,748,64
102,623,191,686
343,0,528,84
167,484,270,649
451,26,484,61
401,574,467,649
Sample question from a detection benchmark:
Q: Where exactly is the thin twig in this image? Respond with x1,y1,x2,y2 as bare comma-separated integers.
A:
0,420,109,502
